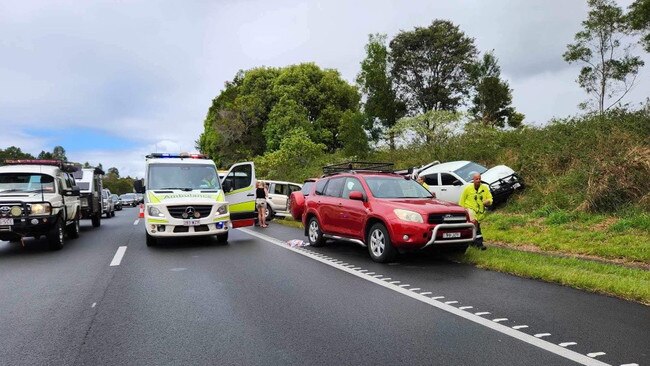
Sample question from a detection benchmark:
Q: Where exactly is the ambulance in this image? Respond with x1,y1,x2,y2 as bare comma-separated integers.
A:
134,153,257,247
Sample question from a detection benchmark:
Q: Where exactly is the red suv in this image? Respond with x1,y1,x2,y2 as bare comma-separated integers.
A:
296,164,476,262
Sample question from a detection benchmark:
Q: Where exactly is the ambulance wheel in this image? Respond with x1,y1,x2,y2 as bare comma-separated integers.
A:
146,232,157,247
216,232,229,244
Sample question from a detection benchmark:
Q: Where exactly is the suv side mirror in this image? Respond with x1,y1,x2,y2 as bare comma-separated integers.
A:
349,191,364,201
133,179,145,193
65,186,81,196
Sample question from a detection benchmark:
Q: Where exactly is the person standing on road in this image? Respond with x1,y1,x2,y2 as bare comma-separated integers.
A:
256,180,269,228
459,172,492,250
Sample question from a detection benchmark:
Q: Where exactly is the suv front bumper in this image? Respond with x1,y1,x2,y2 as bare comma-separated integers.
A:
0,214,58,240
389,221,475,249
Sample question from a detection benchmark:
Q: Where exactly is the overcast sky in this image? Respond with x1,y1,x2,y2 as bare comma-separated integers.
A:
1,0,648,177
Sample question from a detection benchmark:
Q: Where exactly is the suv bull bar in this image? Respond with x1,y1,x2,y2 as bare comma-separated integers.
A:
423,222,476,248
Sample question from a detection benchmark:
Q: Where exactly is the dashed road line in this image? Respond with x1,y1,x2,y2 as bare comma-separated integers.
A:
493,318,509,323
419,292,432,295
560,342,577,347
133,219,140,225
535,333,552,338
409,288,421,291
513,325,529,330
91,302,96,308
445,301,459,305
587,352,606,358
459,306,473,310
109,246,127,266
431,296,445,300
475,312,491,316
240,228,611,366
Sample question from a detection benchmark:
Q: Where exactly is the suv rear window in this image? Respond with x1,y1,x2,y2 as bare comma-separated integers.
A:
324,177,345,197
315,179,328,195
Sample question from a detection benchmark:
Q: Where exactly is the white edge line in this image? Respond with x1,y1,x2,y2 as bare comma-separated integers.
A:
109,246,127,266
238,228,611,366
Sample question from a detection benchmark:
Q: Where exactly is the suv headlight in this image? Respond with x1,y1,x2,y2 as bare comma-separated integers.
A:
216,204,228,215
148,206,164,217
394,209,423,223
31,203,52,216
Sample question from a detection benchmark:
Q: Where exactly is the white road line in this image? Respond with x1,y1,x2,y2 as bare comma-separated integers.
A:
559,342,577,347
133,219,140,225
419,292,432,295
366,272,375,275
587,353,606,358
513,325,529,330
535,333,552,338
352,267,362,270
372,274,383,278
459,306,473,310
493,318,508,323
620,363,639,366
358,270,368,273
91,302,96,308
409,288,421,291
475,312,491,316
239,228,611,366
431,296,445,300
445,301,459,305
398,284,411,288
389,281,400,284
109,246,127,266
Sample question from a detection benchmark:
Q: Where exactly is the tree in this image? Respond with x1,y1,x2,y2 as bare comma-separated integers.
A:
389,20,478,114
356,34,405,148
52,146,67,161
107,167,120,179
391,110,463,146
83,162,92,168
255,128,326,182
0,146,34,160
563,0,644,114
338,110,369,157
38,151,54,159
469,52,524,128
198,63,360,164
628,0,650,52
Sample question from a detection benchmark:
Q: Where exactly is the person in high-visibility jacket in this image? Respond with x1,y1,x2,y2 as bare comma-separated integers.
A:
459,172,492,250
417,176,436,198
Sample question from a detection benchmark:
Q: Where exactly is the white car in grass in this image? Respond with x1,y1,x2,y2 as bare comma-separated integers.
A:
415,161,524,206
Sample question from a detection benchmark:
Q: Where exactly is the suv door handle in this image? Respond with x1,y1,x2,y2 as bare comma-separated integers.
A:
441,189,447,191
247,193,255,196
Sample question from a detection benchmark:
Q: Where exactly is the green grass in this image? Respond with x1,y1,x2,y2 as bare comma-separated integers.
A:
483,212,650,264
275,217,303,229
459,247,650,304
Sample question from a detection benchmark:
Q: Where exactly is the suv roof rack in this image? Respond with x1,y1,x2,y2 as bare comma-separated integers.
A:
322,162,395,176
2,159,79,173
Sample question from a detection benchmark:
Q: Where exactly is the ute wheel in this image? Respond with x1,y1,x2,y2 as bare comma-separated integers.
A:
265,206,274,222
367,223,396,263
47,218,65,250
216,232,229,244
146,231,157,247
91,212,101,227
66,216,80,239
307,216,325,247
111,209,115,217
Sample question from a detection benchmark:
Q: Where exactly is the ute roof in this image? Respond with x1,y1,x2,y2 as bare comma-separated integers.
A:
419,161,470,174
0,164,62,175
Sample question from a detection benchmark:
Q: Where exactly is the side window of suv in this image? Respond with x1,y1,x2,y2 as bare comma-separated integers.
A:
315,179,328,195
440,173,459,186
423,173,438,186
342,177,364,199
324,177,345,198
273,184,288,196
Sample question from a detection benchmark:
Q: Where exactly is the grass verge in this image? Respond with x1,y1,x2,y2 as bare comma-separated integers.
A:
274,217,649,304
459,247,650,304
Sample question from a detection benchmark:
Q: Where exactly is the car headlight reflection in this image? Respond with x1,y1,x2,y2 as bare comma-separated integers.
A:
216,204,228,215
30,203,51,216
148,206,164,217
394,209,423,223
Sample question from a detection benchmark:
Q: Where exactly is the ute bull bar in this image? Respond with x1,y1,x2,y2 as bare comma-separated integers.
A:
423,222,476,248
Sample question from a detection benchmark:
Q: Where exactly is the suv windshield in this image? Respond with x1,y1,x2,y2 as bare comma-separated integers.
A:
0,173,56,193
148,164,221,191
365,176,432,198
454,162,488,182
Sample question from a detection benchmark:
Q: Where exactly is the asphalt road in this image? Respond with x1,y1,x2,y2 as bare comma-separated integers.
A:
0,210,647,366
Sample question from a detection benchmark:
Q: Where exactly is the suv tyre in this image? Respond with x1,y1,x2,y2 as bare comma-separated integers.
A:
91,212,101,227
47,218,65,250
66,214,80,239
367,223,396,263
307,216,325,247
